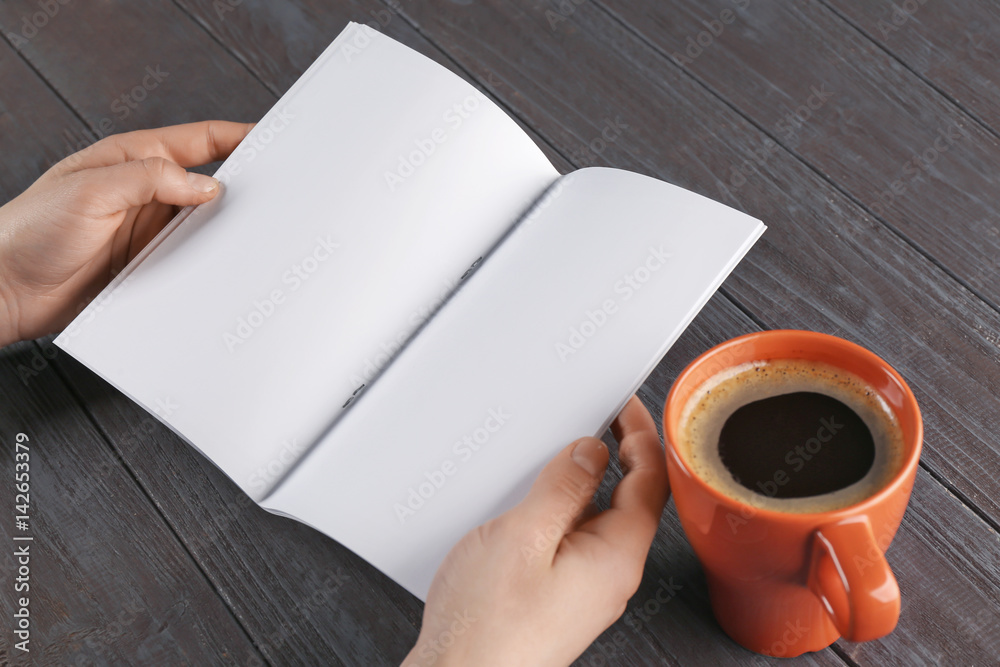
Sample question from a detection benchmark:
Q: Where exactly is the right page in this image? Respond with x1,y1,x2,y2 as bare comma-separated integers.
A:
262,168,765,599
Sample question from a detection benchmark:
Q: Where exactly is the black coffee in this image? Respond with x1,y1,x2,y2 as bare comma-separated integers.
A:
718,391,874,499
679,359,904,513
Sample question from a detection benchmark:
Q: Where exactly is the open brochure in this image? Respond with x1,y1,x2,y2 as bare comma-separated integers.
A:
55,22,765,600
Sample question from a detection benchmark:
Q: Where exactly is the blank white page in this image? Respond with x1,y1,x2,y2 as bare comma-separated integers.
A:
262,167,765,600
54,23,558,500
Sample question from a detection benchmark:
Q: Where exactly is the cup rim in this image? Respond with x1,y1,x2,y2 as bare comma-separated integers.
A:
663,329,923,523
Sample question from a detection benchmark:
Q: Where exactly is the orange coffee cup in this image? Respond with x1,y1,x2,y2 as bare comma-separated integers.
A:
663,330,922,656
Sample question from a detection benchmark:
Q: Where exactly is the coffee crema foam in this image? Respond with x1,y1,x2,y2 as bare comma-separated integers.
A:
678,359,905,513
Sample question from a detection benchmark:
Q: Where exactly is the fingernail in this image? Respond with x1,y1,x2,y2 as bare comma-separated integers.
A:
571,439,605,476
187,172,219,193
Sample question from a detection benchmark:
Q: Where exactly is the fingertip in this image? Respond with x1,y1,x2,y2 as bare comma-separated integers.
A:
518,437,609,537
186,172,219,194
570,438,609,477
611,395,654,440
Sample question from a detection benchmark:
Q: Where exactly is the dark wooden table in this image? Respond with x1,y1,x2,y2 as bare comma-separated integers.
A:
2,1,999,665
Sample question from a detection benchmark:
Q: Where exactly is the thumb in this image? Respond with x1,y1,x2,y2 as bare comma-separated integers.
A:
77,156,220,215
516,437,609,540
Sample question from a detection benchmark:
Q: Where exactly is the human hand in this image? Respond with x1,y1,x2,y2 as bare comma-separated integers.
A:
403,395,670,667
0,121,254,347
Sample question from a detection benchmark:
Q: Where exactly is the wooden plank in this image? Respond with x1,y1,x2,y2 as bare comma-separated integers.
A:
596,297,846,666
586,0,1000,532
4,2,828,661
0,1,421,663
0,0,274,141
0,340,264,664
0,39,87,203
4,0,997,664
51,289,847,665
51,349,423,665
381,1,1000,662
25,3,782,660
823,0,1000,133
635,300,1000,665
395,0,1000,536
112,2,840,663
595,0,1000,311
173,0,568,168
850,469,1000,664
0,1,561,664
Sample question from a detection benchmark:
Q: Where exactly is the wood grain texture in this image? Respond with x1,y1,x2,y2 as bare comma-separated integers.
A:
0,38,84,203
0,0,274,144
1,0,999,664
396,0,1000,533
173,0,570,169
52,349,424,666
0,2,424,664
823,0,1000,133
387,1,1000,662
634,298,1000,666
595,0,1000,311
0,340,263,665
0,2,564,664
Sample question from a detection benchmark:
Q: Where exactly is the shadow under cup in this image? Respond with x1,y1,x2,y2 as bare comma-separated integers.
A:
662,330,923,657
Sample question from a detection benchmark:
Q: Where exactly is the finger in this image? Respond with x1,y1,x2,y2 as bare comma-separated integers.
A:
570,500,601,532
513,437,610,552
580,397,669,562
126,201,180,260
76,156,221,217
610,394,656,449
62,121,255,172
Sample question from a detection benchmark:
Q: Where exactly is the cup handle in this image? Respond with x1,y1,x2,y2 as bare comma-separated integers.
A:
807,517,900,642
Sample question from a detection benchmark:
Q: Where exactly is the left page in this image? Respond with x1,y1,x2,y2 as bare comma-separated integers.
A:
53,22,558,501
